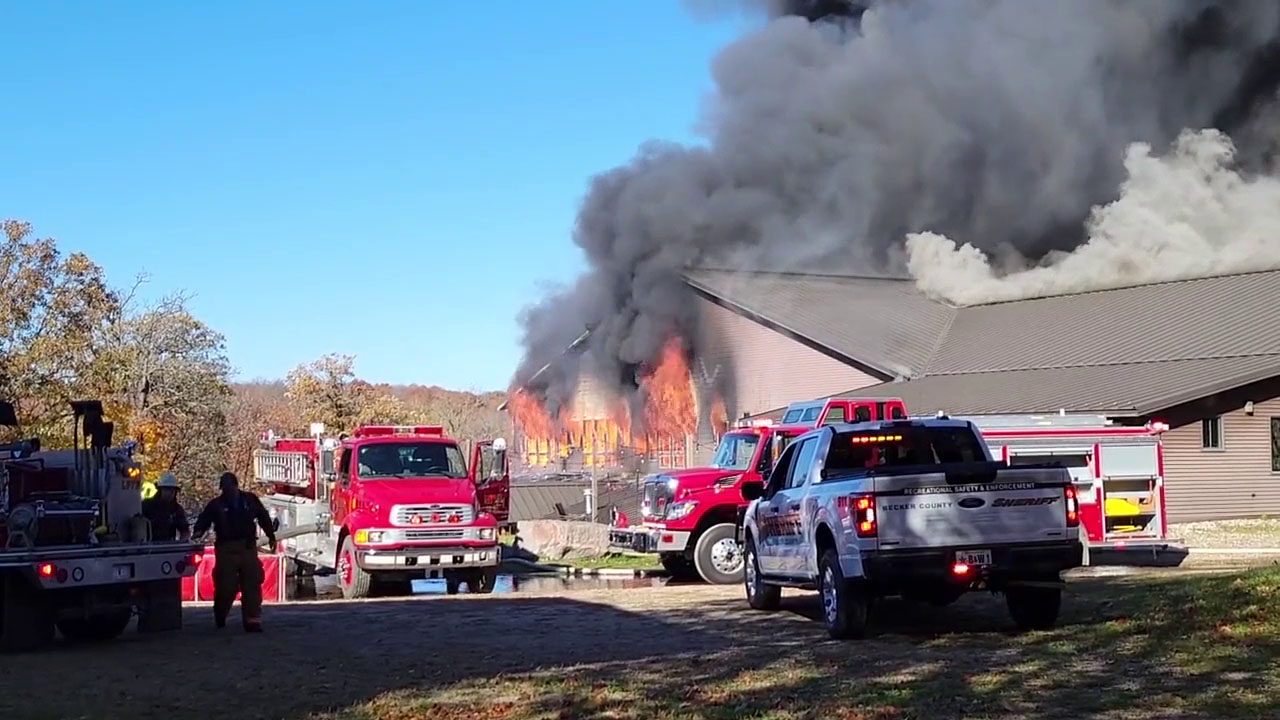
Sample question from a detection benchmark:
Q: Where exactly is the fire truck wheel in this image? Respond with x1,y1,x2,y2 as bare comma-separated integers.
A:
693,523,744,585
659,553,696,580
743,537,780,611
819,549,869,640
56,608,132,643
466,567,498,594
337,536,373,599
1006,585,1062,631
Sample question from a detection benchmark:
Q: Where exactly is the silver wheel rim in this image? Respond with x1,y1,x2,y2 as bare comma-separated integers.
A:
822,566,838,626
744,547,757,595
711,538,743,575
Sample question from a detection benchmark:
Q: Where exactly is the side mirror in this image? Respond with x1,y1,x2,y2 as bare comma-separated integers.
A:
741,480,765,502
320,449,335,475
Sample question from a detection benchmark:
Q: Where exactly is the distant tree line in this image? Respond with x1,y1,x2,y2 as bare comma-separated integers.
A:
0,221,507,506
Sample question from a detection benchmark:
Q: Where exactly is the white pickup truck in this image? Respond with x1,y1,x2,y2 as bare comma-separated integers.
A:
740,417,1084,638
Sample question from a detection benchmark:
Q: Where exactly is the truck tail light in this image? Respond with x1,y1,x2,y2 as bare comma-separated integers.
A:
37,562,56,579
1064,486,1079,527
853,495,877,537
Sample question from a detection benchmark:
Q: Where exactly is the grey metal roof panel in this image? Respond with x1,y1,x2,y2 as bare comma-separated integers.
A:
929,270,1280,375
684,269,956,378
848,354,1280,416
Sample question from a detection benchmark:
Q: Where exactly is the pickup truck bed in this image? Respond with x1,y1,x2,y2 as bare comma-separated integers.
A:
740,418,1084,639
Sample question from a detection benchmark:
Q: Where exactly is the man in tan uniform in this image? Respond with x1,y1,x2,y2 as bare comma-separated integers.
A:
192,472,277,632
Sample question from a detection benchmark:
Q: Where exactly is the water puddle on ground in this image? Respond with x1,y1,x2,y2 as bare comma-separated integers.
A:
294,573,664,601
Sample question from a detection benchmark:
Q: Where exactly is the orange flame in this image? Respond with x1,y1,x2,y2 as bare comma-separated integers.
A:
639,337,696,438
507,388,555,439
509,336,708,469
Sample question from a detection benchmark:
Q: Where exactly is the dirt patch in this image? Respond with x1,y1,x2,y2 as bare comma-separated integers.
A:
1,568,1277,720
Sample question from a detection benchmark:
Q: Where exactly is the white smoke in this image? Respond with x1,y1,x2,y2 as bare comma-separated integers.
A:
908,128,1280,305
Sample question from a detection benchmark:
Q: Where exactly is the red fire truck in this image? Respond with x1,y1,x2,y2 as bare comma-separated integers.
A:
610,397,909,584
969,412,1184,565
254,424,510,599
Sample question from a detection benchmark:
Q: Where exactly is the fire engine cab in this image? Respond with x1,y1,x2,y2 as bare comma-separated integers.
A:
964,412,1185,565
254,424,510,598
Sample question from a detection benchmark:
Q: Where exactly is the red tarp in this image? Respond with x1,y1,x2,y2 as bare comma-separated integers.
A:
181,546,287,604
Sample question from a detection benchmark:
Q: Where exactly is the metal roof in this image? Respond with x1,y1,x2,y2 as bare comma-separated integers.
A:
687,267,1280,418
684,268,957,379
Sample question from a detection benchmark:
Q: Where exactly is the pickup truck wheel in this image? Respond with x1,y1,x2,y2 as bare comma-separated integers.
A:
337,537,372,599
819,549,869,640
444,572,462,595
1006,585,1062,631
694,523,744,585
743,537,780,611
57,608,133,643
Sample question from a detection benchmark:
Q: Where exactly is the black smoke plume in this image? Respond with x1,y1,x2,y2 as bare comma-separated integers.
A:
513,0,1280,416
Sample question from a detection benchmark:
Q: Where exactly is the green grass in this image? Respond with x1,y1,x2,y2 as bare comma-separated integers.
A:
548,552,663,571
319,566,1280,720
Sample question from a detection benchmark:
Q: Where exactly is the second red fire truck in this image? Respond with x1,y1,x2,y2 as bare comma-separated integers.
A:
254,424,510,599
610,398,909,584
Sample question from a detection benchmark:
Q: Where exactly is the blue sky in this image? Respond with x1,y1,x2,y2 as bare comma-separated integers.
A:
0,2,747,392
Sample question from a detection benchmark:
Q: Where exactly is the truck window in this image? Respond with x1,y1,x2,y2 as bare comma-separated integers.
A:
339,448,352,482
357,442,468,479
854,405,871,422
710,433,760,470
801,407,821,422
782,409,804,424
891,406,907,419
826,426,988,472
766,443,801,496
785,438,818,489
821,406,846,425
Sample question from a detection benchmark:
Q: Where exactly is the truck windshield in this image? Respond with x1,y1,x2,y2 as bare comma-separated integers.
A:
826,426,988,471
357,442,468,479
710,433,760,470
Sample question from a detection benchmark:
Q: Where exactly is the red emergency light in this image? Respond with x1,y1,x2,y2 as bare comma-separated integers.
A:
353,425,445,438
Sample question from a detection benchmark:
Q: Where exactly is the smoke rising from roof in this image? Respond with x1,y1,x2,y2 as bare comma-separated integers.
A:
513,0,1280,413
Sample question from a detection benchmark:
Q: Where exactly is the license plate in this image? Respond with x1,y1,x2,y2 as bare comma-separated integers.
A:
112,563,135,580
956,549,992,566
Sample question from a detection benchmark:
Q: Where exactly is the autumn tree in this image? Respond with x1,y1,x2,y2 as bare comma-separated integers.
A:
284,354,416,432
0,220,120,444
91,294,233,502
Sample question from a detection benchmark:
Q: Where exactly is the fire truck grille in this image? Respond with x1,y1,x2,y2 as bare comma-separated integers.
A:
392,504,474,526
403,528,467,541
642,482,673,520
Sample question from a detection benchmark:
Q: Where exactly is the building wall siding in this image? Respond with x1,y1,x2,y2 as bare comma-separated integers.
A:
693,297,881,420
1163,398,1280,522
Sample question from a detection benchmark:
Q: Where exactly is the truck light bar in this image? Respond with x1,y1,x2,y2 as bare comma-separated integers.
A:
353,425,445,438
735,418,774,428
850,434,903,444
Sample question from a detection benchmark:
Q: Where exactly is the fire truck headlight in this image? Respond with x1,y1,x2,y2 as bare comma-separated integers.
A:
354,529,386,544
477,527,496,541
664,476,679,491
666,501,697,521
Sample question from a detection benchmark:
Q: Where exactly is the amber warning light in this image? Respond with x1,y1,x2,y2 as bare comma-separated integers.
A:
850,434,903,444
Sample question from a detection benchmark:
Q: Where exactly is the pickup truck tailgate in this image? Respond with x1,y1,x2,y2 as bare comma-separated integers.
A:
873,463,1072,549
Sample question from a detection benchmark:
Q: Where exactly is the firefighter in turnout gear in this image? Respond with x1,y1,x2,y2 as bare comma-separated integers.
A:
141,472,190,541
192,472,277,632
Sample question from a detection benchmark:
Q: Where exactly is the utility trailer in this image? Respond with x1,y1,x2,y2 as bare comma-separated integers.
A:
0,400,200,652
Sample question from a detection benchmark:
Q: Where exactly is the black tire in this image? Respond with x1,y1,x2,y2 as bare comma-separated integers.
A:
818,549,869,640
743,536,780,611
1006,585,1062,631
337,536,372,600
444,572,462,595
466,566,498,594
56,608,133,643
660,553,697,580
371,576,414,597
693,523,744,585
1,576,55,652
